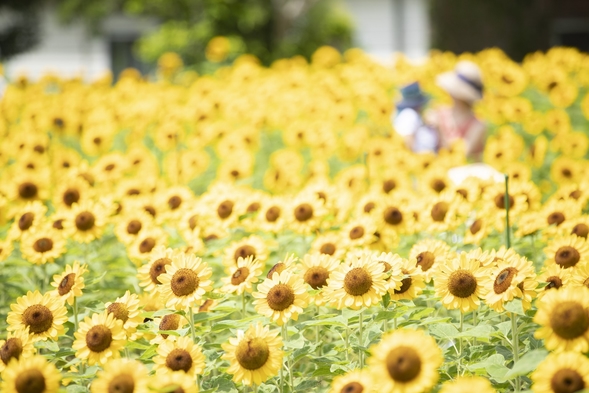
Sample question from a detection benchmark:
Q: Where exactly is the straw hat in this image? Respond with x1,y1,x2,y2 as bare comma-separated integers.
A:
436,61,483,104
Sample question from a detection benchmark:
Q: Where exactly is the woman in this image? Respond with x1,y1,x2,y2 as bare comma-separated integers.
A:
427,61,486,161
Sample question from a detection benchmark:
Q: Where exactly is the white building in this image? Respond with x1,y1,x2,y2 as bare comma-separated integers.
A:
3,0,431,80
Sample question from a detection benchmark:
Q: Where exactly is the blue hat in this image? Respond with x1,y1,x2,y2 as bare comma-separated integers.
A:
396,82,428,110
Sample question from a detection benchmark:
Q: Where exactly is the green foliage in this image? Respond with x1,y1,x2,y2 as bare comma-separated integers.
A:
55,0,354,67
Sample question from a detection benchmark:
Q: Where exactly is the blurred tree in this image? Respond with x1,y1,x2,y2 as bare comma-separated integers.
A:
56,0,353,66
0,0,43,60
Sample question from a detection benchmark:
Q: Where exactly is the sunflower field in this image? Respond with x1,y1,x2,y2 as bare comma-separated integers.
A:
1,46,589,393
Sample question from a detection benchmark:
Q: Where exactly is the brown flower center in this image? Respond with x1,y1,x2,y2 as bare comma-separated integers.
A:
394,269,413,294
555,246,581,269
234,245,256,262
448,270,477,298
58,273,76,295
383,207,403,225
150,258,172,285
562,168,572,178
231,267,250,285
171,268,200,297
168,196,182,210
304,266,329,289
144,205,156,217
545,276,563,290
320,243,336,255
33,238,53,253
108,374,135,393
547,212,566,226
188,215,198,230
572,224,589,239
550,368,585,393
159,314,181,339
22,305,53,334
126,220,142,235
493,267,518,294
470,219,482,235
363,202,375,213
75,211,95,231
166,348,193,372
382,179,396,194
0,337,23,365
85,325,113,352
53,219,64,230
341,382,364,393
267,284,295,311
247,202,261,213
265,206,281,222
416,252,436,272
549,300,589,340
385,346,422,382
430,202,449,222
344,268,373,296
139,237,156,253
431,179,447,193
494,193,514,210
236,337,269,370
15,369,45,393
349,226,365,240
107,303,129,324
63,188,80,207
18,212,35,231
456,188,468,199
294,203,313,222
267,262,286,278
217,200,234,219
18,182,38,199
126,188,140,196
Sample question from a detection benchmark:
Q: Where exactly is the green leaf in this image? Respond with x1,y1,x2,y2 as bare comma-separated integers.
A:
429,323,459,340
505,349,548,379
504,298,526,316
66,385,88,393
467,354,509,383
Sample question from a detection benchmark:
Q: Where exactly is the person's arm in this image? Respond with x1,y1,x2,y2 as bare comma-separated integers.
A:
464,121,486,160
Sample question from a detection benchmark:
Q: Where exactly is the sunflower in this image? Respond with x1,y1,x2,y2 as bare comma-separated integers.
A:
463,215,490,245
221,255,264,295
7,290,68,342
149,313,189,345
90,358,150,393
543,235,589,271
64,200,109,243
148,370,198,393
105,291,144,340
566,262,589,289
153,335,205,377
0,238,14,262
53,175,91,211
388,256,426,302
223,235,269,273
113,209,154,245
531,351,589,393
373,252,404,294
0,355,61,393
137,245,182,294
367,329,442,393
20,223,66,265
421,190,464,232
256,196,287,234
408,239,451,283
265,253,299,278
127,225,169,264
324,251,387,310
483,250,538,312
328,369,375,393
434,252,490,313
481,181,528,232
4,172,49,206
299,252,341,306
50,260,87,306
286,190,329,233
309,231,346,259
253,269,309,325
158,253,213,310
534,286,589,352
8,201,47,241
198,183,241,228
537,199,584,238
221,322,284,386
73,311,126,366
157,185,195,222
537,264,571,300
0,327,35,373
439,376,496,393
341,215,379,249
551,156,583,185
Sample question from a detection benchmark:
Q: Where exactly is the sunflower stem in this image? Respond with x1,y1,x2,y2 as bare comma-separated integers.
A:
189,307,196,343
358,311,364,367
458,311,464,376
282,324,294,393
504,174,511,249
472,309,477,345
73,296,80,334
511,312,520,392
242,291,246,316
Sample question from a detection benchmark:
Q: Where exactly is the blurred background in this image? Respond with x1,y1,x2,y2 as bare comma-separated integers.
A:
1,0,588,80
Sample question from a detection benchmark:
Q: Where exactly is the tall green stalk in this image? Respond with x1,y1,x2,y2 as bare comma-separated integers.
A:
504,174,511,249
512,313,520,392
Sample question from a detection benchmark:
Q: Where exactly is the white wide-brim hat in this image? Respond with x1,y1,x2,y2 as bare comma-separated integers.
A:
436,60,484,104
